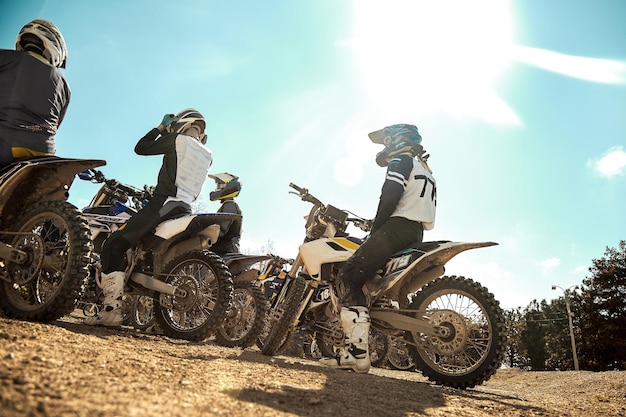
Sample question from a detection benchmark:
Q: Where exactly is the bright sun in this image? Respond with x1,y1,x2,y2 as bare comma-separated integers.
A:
351,0,520,124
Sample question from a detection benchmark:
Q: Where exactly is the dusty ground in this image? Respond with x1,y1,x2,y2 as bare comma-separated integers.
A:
0,315,624,417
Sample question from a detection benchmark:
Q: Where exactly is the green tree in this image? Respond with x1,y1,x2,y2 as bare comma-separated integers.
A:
519,300,548,370
503,308,524,368
580,240,626,370
543,293,582,370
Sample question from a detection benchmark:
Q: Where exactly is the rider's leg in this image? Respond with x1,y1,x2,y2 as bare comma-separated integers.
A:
83,271,125,326
319,306,371,372
321,218,423,371
83,198,166,327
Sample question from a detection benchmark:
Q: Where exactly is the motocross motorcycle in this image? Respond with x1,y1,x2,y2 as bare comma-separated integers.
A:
75,168,152,323
212,253,273,348
0,157,105,322
260,183,506,389
77,168,234,342
127,253,276,344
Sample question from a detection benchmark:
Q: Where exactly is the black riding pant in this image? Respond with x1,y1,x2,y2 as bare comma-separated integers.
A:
100,195,190,273
338,216,423,307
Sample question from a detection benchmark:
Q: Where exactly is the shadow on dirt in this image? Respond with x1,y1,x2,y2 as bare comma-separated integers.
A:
5,316,551,417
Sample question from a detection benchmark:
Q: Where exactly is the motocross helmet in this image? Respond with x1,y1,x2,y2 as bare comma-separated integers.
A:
16,19,67,68
167,108,207,144
368,124,424,167
208,173,241,201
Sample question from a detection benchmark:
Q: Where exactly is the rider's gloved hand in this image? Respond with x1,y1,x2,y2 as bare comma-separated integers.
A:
160,113,179,129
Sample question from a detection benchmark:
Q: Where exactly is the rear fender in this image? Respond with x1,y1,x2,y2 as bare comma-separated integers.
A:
152,213,241,271
373,241,498,299
0,157,106,222
221,254,272,277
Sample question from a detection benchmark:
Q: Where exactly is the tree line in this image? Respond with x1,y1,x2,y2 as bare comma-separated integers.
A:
503,240,626,371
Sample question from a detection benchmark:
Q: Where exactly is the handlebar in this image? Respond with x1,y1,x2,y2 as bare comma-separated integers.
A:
289,182,323,207
81,168,151,200
289,182,372,232
347,217,372,232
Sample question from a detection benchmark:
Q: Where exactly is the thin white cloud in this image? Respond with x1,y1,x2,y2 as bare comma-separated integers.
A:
588,146,626,177
573,265,588,274
540,257,561,273
511,46,626,84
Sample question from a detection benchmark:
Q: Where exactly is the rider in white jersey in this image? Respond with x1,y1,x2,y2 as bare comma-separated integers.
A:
320,124,437,373
85,109,212,327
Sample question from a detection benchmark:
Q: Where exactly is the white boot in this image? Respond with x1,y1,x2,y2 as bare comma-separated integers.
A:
84,271,125,327
319,306,371,373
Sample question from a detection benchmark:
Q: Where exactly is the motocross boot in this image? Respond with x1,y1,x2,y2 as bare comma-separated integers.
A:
319,306,371,373
84,271,124,327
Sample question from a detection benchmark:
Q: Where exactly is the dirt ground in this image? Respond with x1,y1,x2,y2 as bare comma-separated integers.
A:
0,315,624,417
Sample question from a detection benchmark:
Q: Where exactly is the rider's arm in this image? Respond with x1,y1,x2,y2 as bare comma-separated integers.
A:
134,128,176,156
217,200,239,236
371,154,413,233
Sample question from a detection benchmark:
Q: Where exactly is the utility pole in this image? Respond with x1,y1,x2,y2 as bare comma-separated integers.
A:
552,285,580,371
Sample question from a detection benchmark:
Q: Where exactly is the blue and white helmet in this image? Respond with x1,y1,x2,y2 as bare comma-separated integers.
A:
16,19,67,68
368,124,424,167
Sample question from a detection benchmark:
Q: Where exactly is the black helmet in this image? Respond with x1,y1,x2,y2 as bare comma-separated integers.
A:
167,108,207,144
368,124,424,167
208,173,241,201
16,19,67,68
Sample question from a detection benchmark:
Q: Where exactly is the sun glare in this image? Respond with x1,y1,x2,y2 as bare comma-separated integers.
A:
351,0,519,124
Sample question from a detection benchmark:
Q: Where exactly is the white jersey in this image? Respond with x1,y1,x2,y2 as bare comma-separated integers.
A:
388,156,437,230
167,134,213,205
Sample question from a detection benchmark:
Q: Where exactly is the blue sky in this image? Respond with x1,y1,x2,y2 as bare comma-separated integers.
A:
2,0,625,309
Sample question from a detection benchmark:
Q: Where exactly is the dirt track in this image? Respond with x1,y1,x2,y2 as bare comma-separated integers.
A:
0,315,625,417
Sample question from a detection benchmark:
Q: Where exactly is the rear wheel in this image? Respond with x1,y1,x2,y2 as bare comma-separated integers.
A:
0,201,92,322
408,275,506,388
214,281,268,348
387,332,417,371
130,295,155,331
154,250,233,341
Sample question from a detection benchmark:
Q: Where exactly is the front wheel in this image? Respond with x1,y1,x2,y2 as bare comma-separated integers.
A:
408,275,506,389
261,275,306,356
154,250,233,341
0,200,92,322
214,281,268,348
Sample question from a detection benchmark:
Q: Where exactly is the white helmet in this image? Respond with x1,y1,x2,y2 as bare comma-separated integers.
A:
167,108,207,144
16,19,68,68
208,173,241,201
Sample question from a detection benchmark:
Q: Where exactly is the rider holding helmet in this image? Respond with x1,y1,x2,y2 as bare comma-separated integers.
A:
0,19,70,169
208,172,243,255
85,109,213,327
320,124,437,373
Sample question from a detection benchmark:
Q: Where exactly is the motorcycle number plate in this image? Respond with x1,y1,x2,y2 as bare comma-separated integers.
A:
385,253,413,274
312,285,331,303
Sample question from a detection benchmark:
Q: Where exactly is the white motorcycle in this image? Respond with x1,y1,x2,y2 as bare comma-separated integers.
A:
78,169,234,341
260,183,506,389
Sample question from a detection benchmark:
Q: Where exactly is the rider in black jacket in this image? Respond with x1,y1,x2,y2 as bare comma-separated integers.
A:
0,19,70,169
320,124,437,373
85,109,213,327
207,173,243,255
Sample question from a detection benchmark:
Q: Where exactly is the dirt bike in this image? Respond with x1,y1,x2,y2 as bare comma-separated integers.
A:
212,253,273,348
0,157,105,322
77,168,234,341
75,169,152,323
126,253,276,343
260,183,506,389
